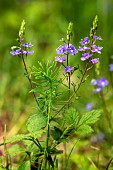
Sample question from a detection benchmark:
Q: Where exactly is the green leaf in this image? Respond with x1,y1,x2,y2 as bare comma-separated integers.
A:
8,144,25,157
51,126,63,141
78,110,101,126
0,132,44,146
65,107,79,129
76,110,101,135
18,161,30,170
77,125,93,134
26,113,47,133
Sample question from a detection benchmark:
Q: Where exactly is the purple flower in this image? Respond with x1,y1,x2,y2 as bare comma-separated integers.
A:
56,44,67,54
86,103,93,111
93,36,103,41
91,132,105,143
109,64,113,71
22,42,33,48
78,46,90,52
80,37,90,45
10,48,34,56
91,45,103,54
91,77,109,93
64,66,74,73
81,53,93,61
67,44,78,55
10,48,21,55
89,58,99,64
55,56,67,62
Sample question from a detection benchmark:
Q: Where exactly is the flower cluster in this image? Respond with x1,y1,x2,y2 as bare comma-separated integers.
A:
79,36,103,63
10,43,34,56
55,42,78,73
91,77,109,93
109,64,113,71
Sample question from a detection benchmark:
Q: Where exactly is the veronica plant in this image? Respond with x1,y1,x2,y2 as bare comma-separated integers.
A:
0,16,102,170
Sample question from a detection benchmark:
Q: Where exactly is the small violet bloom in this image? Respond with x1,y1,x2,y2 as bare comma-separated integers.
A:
56,43,78,55
10,48,34,56
89,58,99,64
109,64,113,71
64,66,74,73
91,45,103,54
80,37,90,45
67,44,78,55
91,77,109,93
86,103,93,111
56,44,67,54
93,36,103,41
78,46,90,52
55,56,67,62
22,42,33,48
10,48,21,56
81,53,93,61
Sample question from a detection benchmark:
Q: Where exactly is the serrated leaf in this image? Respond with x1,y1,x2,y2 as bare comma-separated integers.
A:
26,113,47,133
77,125,93,134
78,110,101,126
65,107,79,128
8,144,25,157
0,132,44,146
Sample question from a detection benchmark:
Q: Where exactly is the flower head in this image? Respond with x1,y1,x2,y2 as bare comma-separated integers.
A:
91,45,103,54
109,64,113,71
56,44,67,54
10,48,21,56
78,46,90,52
81,53,93,61
10,48,34,56
86,103,93,111
80,37,90,45
67,44,78,55
93,36,103,41
64,66,74,73
91,77,109,93
55,56,67,62
22,42,33,48
89,58,99,64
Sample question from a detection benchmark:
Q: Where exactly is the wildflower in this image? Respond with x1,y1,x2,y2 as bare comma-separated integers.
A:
81,53,93,61
10,48,21,55
80,37,90,45
93,36,103,40
89,58,99,64
56,44,67,54
91,45,103,54
91,132,105,143
64,66,74,73
56,43,78,55
67,44,78,55
86,103,93,111
22,42,33,48
10,48,34,56
91,77,109,93
109,64,113,71
55,56,67,62
78,46,90,52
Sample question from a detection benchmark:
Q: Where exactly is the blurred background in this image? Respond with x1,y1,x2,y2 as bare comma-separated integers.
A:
0,0,113,140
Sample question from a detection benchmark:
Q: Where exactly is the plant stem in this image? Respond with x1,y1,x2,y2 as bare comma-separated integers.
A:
44,99,51,169
19,34,39,106
100,91,112,130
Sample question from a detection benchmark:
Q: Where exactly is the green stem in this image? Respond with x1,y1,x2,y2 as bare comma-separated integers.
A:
44,100,51,169
100,91,112,130
19,34,39,106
